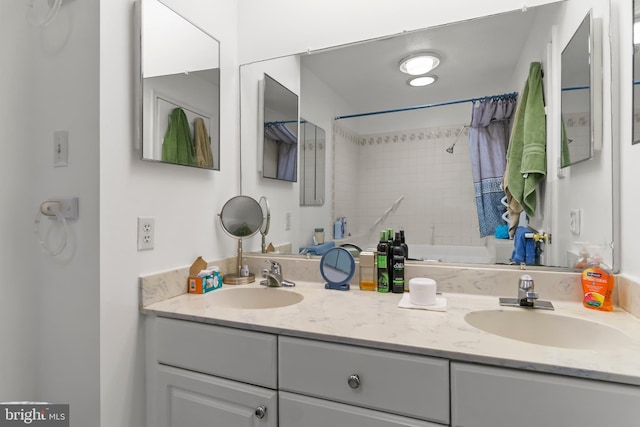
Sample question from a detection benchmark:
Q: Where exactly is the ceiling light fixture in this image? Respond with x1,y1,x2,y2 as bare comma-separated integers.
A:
398,52,441,75
408,75,437,87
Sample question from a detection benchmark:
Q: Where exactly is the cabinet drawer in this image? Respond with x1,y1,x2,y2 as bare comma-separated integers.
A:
451,362,640,427
154,317,277,388
279,336,449,424
280,391,443,427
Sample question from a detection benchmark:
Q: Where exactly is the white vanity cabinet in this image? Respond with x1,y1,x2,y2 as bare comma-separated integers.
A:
278,336,449,426
451,362,640,427
146,317,278,427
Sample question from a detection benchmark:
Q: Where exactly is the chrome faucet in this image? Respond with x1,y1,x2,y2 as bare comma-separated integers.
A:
517,274,538,307
261,260,296,287
499,274,554,310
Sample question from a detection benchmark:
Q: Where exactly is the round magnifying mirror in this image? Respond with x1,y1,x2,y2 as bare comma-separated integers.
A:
219,196,263,284
320,247,355,291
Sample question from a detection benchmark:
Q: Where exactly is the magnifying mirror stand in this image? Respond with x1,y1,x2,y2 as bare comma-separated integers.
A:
223,238,255,285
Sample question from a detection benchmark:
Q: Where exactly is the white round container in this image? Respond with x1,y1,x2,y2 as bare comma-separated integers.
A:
409,277,437,306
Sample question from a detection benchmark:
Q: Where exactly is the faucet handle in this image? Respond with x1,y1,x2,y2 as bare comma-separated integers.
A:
518,274,534,290
265,259,281,274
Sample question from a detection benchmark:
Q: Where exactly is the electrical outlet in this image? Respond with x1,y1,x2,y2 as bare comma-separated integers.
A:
285,212,291,231
569,209,581,236
137,217,155,250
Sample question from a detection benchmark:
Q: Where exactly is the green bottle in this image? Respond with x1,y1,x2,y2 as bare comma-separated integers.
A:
376,230,390,293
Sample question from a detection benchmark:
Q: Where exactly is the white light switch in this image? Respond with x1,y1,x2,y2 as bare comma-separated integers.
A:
53,130,68,167
569,209,581,235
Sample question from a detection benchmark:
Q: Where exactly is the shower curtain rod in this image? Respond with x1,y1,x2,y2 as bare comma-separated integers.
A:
334,91,518,121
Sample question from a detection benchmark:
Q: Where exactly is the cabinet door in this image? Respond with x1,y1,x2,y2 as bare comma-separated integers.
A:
279,392,443,427
155,364,277,427
451,362,640,427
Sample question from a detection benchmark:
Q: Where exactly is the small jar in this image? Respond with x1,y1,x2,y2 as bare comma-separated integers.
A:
314,228,325,245
359,251,377,291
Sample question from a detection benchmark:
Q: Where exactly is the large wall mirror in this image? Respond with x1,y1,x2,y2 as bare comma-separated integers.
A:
240,0,616,272
634,0,640,144
136,0,220,169
560,10,597,167
262,74,299,182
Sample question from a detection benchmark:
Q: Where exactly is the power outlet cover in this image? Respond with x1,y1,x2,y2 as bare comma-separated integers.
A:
137,217,155,250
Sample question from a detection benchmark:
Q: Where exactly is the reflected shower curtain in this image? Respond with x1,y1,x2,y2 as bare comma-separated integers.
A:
468,96,516,237
264,123,298,181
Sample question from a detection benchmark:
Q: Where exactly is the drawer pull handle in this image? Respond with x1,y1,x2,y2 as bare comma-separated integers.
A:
254,405,267,419
348,374,361,389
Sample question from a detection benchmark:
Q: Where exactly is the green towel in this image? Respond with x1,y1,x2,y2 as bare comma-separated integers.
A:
162,108,196,166
505,62,546,218
560,118,571,168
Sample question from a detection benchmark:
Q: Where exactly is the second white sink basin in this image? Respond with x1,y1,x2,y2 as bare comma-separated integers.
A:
465,309,631,350
208,287,304,309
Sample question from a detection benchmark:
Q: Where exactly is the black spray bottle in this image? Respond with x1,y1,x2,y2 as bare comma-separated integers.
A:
376,230,390,293
392,232,405,293
400,229,409,260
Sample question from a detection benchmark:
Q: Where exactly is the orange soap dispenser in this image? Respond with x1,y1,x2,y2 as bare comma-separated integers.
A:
581,248,614,311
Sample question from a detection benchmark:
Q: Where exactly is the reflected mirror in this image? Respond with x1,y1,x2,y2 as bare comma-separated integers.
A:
560,10,595,167
300,119,326,206
240,1,616,271
262,74,299,181
320,247,355,291
137,0,220,169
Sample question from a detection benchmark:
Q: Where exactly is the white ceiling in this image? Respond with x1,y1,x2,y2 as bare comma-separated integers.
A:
301,4,561,118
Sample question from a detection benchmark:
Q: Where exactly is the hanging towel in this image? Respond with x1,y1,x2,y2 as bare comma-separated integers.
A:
194,117,214,168
560,117,571,168
504,62,546,234
162,108,195,166
511,226,536,265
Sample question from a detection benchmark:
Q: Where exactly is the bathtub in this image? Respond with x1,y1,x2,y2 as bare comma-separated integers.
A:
355,242,495,264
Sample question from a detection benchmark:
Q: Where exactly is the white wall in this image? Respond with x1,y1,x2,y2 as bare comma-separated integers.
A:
100,0,238,426
0,0,37,401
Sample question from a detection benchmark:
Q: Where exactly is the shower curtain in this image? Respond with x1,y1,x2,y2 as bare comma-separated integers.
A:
468,95,516,237
264,123,298,181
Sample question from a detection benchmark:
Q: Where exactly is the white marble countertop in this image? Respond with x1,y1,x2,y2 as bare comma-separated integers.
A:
142,281,640,387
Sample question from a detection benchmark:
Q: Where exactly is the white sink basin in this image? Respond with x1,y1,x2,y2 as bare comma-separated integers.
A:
208,287,303,309
465,309,631,350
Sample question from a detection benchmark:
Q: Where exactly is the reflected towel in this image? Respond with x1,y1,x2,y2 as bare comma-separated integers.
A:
162,108,195,166
511,226,535,265
194,117,214,168
504,62,546,225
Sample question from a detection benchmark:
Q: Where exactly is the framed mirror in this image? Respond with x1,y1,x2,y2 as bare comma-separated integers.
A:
136,0,220,169
560,10,596,167
300,119,326,206
262,74,299,182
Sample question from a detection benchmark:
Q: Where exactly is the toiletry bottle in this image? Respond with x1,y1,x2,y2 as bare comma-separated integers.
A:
392,232,405,293
314,228,325,245
359,251,377,291
334,219,343,239
400,229,409,260
581,249,614,311
386,228,395,284
376,231,390,293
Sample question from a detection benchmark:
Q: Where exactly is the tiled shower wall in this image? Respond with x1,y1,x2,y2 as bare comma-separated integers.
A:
333,122,484,247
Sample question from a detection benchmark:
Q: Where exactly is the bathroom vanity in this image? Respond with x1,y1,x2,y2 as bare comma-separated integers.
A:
143,281,640,427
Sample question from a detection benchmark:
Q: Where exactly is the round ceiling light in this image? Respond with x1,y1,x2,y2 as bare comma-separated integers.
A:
408,75,437,87
399,52,441,75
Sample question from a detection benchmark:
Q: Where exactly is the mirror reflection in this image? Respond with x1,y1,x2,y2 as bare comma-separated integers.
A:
139,0,220,169
634,0,640,144
262,74,299,182
240,2,615,271
300,119,326,206
561,10,594,167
